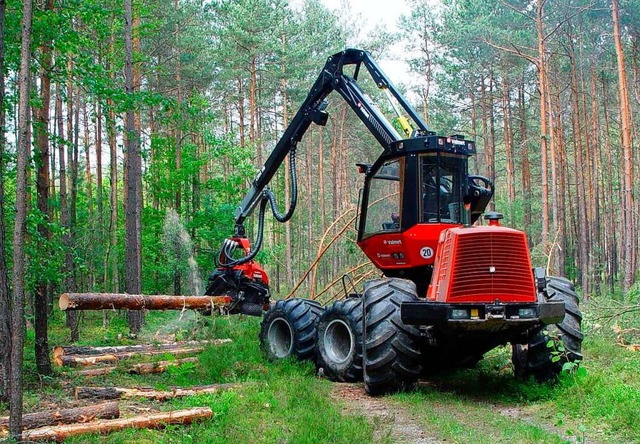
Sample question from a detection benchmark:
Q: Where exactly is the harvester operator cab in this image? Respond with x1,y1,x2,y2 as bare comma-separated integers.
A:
357,135,492,244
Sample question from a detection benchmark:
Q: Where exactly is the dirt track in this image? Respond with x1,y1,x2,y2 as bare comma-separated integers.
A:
333,383,441,444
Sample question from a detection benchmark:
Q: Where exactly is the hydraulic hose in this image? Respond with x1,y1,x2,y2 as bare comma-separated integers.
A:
218,146,299,267
264,145,298,223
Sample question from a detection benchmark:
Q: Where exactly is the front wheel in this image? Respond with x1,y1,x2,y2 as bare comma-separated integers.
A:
259,298,323,362
316,298,363,382
512,276,584,381
363,278,422,396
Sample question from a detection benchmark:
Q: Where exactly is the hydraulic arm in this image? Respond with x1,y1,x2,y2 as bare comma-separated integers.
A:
224,49,431,264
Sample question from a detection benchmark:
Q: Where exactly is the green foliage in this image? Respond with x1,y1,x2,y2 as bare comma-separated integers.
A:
16,311,377,444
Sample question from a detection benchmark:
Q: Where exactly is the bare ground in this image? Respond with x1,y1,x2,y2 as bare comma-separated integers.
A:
332,382,603,444
332,383,441,444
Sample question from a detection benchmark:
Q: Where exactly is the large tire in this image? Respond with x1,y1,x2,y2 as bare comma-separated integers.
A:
512,276,584,381
316,298,363,382
363,278,422,396
260,298,323,362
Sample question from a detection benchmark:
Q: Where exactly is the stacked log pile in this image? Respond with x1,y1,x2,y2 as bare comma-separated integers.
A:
53,339,231,373
1,402,215,441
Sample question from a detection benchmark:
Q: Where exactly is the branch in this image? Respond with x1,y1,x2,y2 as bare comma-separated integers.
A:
482,38,538,65
543,3,596,44
500,1,535,23
286,208,357,300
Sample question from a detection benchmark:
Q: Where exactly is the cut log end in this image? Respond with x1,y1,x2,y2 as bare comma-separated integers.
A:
58,293,71,311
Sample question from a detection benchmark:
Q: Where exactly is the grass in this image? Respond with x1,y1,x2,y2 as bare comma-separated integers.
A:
4,298,640,443
389,301,640,444
7,310,376,443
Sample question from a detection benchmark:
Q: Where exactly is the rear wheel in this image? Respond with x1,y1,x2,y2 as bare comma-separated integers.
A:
260,298,323,362
363,278,422,396
512,276,584,381
316,298,363,382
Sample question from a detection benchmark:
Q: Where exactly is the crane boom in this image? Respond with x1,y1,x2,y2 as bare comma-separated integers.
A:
233,48,430,231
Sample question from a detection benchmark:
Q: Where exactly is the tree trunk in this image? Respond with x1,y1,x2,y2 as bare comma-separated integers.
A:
568,45,588,289
537,0,550,250
613,0,635,291
83,101,93,215
65,67,79,341
75,384,237,401
601,75,618,293
124,0,143,333
501,72,515,219
518,77,532,243
107,98,118,293
10,0,34,436
33,0,54,376
0,402,119,433
0,0,11,404
21,407,213,442
547,66,563,275
107,15,119,294
174,0,182,215
59,293,233,311
95,100,103,223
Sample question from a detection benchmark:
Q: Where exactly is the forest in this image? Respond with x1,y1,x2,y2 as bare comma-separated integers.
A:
1,0,640,441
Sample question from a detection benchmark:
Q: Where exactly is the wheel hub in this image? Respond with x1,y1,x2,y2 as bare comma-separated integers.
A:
267,317,294,358
324,319,354,364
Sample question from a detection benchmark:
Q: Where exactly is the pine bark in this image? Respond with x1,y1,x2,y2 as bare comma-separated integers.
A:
75,384,237,401
71,357,198,377
54,347,206,367
0,0,11,404
537,0,550,249
33,0,55,375
613,0,635,291
59,293,232,311
10,0,34,436
518,78,532,242
95,100,103,222
53,341,223,358
501,73,515,211
0,402,119,433
21,407,213,442
64,69,79,341
124,0,144,333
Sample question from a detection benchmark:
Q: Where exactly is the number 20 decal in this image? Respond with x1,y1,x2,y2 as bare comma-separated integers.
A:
420,246,434,259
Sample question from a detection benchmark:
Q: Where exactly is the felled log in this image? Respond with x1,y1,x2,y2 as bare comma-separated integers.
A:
53,340,227,359
75,383,239,401
21,407,213,442
54,346,210,367
128,357,199,375
73,367,117,377
0,402,119,433
59,292,230,311
72,357,199,377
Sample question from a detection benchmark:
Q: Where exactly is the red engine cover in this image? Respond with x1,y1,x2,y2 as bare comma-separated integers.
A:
427,226,536,303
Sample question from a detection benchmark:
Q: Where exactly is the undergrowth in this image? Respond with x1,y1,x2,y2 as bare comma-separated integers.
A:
4,298,639,443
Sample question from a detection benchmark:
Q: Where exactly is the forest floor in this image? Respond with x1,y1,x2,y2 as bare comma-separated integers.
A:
4,299,640,443
333,383,439,443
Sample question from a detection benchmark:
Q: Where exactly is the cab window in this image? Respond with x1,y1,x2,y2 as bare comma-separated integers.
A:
363,159,402,238
420,154,464,223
